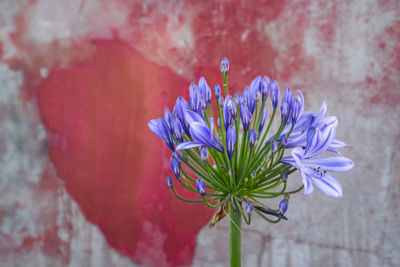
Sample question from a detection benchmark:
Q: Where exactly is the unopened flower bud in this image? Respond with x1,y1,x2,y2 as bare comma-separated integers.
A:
218,95,224,108
214,84,221,99
270,80,279,109
280,170,288,182
261,76,270,101
190,83,200,112
220,57,229,75
279,198,289,215
199,76,211,105
170,155,181,179
196,178,206,197
226,125,236,159
271,140,278,154
200,146,208,164
166,176,173,188
164,108,174,130
173,118,183,143
291,97,301,124
249,128,257,150
240,104,251,132
246,202,253,216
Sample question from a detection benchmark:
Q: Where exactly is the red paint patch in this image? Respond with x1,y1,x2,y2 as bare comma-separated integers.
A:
36,40,214,266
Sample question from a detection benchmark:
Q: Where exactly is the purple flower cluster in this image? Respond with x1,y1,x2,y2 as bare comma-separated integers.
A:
148,57,354,225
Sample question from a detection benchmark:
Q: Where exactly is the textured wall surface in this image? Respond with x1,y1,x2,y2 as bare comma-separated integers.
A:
0,0,399,266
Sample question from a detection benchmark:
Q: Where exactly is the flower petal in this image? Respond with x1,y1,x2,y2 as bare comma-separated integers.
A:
309,172,343,198
291,147,304,169
184,110,206,126
301,170,313,195
331,139,347,148
313,102,327,125
175,141,203,151
148,119,163,139
303,156,354,172
190,122,224,152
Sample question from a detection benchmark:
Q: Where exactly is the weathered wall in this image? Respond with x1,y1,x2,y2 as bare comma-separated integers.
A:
0,0,399,266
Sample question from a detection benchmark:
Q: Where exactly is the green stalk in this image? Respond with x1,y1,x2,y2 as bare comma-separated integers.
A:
229,201,241,267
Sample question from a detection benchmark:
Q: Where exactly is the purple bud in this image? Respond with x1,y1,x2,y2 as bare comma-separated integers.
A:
190,83,201,112
218,95,224,108
250,76,262,93
200,146,208,164
223,95,235,130
234,93,240,105
258,105,268,133
196,178,206,197
281,135,288,147
158,117,175,152
214,84,221,99
173,118,183,143
246,201,253,215
291,98,301,124
220,57,229,75
246,88,257,115
280,88,294,123
261,76,270,101
280,170,288,182
271,140,278,153
279,198,289,215
174,97,190,136
170,155,181,179
249,128,257,150
164,108,174,130
270,80,279,109
226,125,236,159
199,76,212,106
240,104,251,132
166,176,173,188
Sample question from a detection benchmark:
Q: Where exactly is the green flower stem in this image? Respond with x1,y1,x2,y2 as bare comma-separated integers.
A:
237,130,248,175
234,198,251,225
184,150,229,191
223,74,229,95
203,194,231,208
171,187,221,203
229,201,242,267
286,185,304,194
255,101,265,134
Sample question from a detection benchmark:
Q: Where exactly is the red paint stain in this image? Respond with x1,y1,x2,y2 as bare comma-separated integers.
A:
36,40,213,266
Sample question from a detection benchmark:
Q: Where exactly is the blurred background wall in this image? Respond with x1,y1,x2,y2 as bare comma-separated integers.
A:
0,0,399,266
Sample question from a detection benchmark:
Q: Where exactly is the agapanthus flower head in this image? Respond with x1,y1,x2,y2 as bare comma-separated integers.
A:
148,57,354,226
